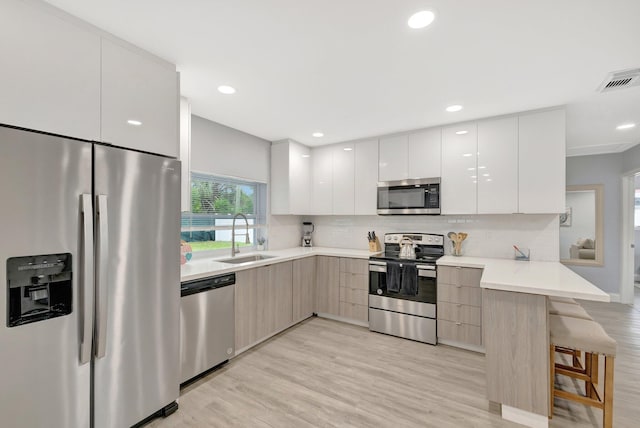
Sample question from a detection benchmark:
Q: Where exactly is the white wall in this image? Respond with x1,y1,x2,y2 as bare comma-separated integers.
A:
559,191,596,259
307,214,559,261
191,115,270,182
566,153,623,295
189,114,302,250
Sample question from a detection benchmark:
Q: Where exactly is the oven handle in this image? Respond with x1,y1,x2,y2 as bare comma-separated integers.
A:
418,269,436,278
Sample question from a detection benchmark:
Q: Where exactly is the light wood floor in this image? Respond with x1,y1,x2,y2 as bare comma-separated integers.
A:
149,293,640,428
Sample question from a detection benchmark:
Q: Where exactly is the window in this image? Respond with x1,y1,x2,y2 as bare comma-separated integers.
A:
181,173,267,253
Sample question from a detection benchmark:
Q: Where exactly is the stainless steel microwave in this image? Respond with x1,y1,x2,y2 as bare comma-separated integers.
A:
377,178,441,215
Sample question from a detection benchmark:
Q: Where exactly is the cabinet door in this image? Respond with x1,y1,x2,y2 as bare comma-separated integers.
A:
0,0,100,141
408,129,441,179
271,262,293,332
441,123,478,214
354,139,379,215
179,97,191,212
378,135,409,182
293,258,316,322
477,117,518,214
332,143,355,215
289,142,311,214
311,146,333,214
235,268,258,351
518,109,566,213
315,256,340,316
255,266,274,339
101,39,178,158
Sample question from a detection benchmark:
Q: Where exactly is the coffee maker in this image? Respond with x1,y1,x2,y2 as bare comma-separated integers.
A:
302,222,314,247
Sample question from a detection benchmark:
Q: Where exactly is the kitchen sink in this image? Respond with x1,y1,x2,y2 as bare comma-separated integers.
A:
218,254,276,264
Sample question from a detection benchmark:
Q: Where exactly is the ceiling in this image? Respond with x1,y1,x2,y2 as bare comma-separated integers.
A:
44,0,640,153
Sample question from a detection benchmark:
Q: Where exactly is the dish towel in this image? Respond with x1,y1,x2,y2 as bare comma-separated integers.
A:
400,264,418,296
387,262,402,292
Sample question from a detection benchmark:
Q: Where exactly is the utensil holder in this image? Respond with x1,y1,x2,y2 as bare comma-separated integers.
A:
514,247,530,261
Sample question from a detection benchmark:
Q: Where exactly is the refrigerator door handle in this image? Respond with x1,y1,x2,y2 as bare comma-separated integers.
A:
95,194,109,359
80,194,95,364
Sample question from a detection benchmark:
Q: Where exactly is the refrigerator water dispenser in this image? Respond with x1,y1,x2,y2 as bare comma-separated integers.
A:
6,253,72,327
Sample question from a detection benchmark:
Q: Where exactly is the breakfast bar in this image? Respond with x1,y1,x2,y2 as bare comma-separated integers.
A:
437,256,609,428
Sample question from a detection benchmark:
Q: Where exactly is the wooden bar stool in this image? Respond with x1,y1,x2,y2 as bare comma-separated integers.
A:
549,314,617,428
548,301,593,368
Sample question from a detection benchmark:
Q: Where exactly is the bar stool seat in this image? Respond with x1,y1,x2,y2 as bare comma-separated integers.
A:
549,296,578,304
549,301,593,320
549,314,616,428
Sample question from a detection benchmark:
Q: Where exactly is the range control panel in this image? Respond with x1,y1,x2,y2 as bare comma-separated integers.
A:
383,233,444,246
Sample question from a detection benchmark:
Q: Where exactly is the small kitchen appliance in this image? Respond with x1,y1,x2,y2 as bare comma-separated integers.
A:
302,222,314,247
368,233,444,345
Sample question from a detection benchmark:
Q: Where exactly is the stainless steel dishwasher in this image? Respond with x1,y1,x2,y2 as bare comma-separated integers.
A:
180,273,235,384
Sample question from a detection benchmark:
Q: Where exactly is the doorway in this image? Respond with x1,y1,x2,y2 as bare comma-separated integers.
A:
621,171,640,305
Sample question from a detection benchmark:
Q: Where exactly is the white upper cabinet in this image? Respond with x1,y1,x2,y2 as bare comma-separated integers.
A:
518,109,566,213
311,145,333,215
101,39,179,158
441,123,478,214
270,140,310,215
0,0,100,141
354,139,379,215
378,135,409,182
332,143,355,215
477,117,518,214
408,129,442,179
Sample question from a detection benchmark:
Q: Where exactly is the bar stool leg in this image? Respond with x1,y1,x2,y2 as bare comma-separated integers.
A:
585,352,593,398
591,353,599,399
549,344,555,418
604,356,614,428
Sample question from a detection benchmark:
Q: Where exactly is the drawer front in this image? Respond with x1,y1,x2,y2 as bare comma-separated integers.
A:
437,319,482,346
437,302,481,326
339,286,368,305
339,302,368,322
438,266,483,287
437,284,482,307
339,258,368,275
339,272,368,290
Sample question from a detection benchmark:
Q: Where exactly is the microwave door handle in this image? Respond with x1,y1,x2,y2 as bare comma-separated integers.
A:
95,194,109,359
79,194,94,365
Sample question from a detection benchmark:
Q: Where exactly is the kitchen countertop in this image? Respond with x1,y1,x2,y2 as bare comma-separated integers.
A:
181,246,377,282
437,256,609,302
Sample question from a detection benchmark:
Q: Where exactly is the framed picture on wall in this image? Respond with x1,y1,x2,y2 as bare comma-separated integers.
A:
560,207,572,227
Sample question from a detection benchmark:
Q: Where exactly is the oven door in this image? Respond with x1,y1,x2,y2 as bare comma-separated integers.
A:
369,262,436,305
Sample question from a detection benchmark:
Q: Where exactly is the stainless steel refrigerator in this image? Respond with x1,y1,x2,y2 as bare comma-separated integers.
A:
0,125,181,427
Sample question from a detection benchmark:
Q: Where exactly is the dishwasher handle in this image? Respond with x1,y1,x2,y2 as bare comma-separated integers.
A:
181,273,236,297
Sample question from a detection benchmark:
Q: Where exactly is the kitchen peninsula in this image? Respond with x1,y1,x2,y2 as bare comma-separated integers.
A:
437,256,609,428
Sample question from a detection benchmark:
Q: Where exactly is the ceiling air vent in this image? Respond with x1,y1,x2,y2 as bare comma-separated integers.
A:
598,68,640,92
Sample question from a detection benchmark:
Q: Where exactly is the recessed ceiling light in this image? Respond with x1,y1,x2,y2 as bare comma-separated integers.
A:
462,153,473,157
483,173,490,177
478,166,486,169
471,175,477,178
343,147,353,151
467,167,475,171
446,105,463,112
127,120,142,126
312,132,324,138
456,130,468,135
487,179,493,182
407,10,435,29
617,123,636,130
301,154,310,158
217,85,236,95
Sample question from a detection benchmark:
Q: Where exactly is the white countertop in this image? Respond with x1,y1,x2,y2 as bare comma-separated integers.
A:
437,256,609,302
181,246,377,282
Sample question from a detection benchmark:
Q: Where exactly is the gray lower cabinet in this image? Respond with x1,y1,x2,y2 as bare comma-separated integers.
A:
437,265,483,347
293,257,316,322
338,258,368,322
315,256,340,316
235,261,293,353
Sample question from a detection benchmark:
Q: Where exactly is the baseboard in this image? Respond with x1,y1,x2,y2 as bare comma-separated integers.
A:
438,338,485,354
316,312,369,328
501,405,548,428
609,293,621,303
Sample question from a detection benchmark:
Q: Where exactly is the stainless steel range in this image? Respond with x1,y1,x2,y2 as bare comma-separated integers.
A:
368,233,444,345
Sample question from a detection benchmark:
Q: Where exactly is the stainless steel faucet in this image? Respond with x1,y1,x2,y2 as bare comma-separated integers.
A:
231,213,250,257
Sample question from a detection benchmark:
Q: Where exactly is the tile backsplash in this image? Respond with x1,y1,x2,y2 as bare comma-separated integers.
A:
268,215,303,250
306,214,560,262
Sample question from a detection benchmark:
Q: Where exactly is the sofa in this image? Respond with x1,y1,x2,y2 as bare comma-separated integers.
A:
569,238,596,260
